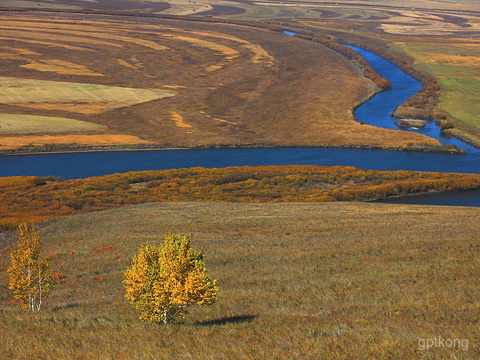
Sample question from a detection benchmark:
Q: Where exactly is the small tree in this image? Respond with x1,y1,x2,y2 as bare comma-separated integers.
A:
124,233,218,324
8,222,54,311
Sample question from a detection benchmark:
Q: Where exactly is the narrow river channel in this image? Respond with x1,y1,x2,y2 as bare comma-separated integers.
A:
1,42,479,206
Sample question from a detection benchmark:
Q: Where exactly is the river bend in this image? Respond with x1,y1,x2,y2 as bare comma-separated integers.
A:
1,44,480,206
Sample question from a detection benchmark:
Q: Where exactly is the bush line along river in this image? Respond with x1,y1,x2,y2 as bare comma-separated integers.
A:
1,41,480,206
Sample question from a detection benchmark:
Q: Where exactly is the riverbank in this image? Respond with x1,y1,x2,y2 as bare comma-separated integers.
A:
442,128,480,151
1,164,480,231
0,141,465,156
278,23,480,151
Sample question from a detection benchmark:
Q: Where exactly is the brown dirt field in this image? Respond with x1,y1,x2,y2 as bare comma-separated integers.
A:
0,12,441,151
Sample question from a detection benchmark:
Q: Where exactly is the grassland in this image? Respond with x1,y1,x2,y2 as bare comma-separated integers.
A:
264,0,480,146
0,201,479,358
0,77,176,114
1,2,479,152
388,41,480,137
0,134,154,152
0,11,446,152
0,114,105,134
0,1,479,359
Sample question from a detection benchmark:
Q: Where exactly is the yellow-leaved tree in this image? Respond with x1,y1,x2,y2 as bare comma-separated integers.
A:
8,222,54,311
124,233,218,324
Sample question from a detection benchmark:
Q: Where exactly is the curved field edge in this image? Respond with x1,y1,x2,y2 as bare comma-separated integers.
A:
0,114,106,135
0,10,446,152
279,16,480,149
0,201,479,358
1,164,480,231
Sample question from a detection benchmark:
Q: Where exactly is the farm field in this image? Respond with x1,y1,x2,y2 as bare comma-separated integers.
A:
0,201,479,358
6,0,478,18
389,41,480,138
0,10,445,152
0,114,106,134
0,77,176,116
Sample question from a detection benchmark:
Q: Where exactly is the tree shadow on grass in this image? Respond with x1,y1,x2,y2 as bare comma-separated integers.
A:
194,314,256,326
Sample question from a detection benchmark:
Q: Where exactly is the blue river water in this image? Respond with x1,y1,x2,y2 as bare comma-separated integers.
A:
348,46,478,152
1,43,480,206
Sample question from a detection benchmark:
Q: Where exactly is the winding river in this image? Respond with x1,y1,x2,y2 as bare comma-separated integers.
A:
1,44,480,206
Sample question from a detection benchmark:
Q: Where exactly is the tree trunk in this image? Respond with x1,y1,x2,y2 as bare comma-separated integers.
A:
163,307,168,324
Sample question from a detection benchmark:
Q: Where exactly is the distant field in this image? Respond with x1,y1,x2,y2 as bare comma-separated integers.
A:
0,77,176,114
0,114,105,134
440,77,480,127
0,12,442,151
8,0,479,19
0,201,478,358
1,0,479,149
0,133,153,151
389,42,480,129
259,0,480,144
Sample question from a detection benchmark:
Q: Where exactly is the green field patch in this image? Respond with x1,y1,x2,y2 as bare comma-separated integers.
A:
0,114,106,134
0,77,177,114
391,42,480,128
439,77,480,127
414,62,479,79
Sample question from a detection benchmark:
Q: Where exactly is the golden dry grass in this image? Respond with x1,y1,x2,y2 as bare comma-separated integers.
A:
187,29,275,65
0,77,176,114
0,201,478,358
17,102,131,115
0,12,443,151
0,28,123,48
116,59,138,69
160,33,239,60
20,59,105,76
0,134,152,149
170,111,192,129
0,36,95,51
0,114,105,134
416,53,480,68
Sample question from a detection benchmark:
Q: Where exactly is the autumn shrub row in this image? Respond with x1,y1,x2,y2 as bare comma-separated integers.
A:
1,165,480,231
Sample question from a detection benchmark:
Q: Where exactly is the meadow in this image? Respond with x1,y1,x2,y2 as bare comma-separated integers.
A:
0,10,444,152
0,114,105,134
387,41,480,143
0,201,479,358
298,2,480,146
0,77,176,116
